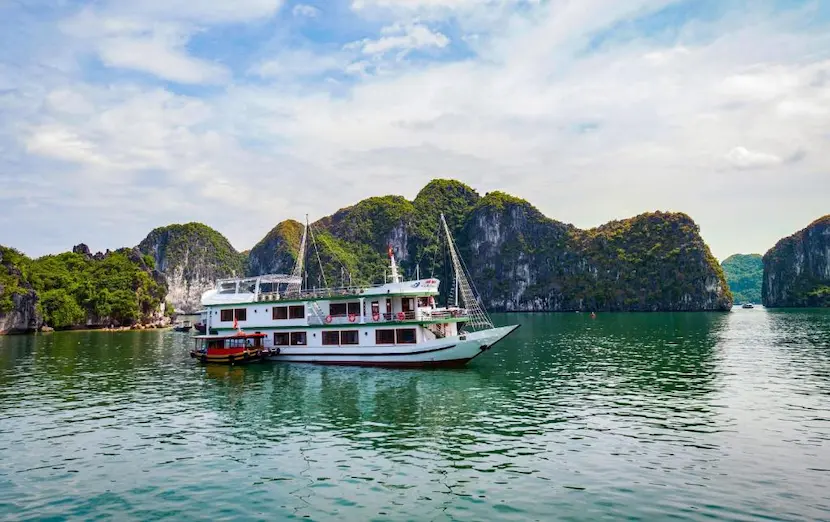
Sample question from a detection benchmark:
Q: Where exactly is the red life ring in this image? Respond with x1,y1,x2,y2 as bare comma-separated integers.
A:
325,315,333,324
372,312,380,321
348,314,357,323
397,312,405,321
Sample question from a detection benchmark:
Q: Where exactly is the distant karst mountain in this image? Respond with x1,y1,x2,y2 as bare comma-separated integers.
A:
247,179,732,312
763,215,830,307
721,254,763,304
137,223,246,313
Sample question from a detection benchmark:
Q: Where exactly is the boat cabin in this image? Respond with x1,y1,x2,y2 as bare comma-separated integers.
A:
191,332,268,364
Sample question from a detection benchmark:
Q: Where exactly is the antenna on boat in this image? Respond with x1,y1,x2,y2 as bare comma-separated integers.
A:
440,213,493,331
286,215,308,297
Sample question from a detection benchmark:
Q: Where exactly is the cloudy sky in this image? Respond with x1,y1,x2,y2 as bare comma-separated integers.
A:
0,0,828,261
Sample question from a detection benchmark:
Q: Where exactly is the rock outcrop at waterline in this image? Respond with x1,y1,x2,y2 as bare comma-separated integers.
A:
248,180,732,312
0,246,42,334
137,223,246,313
763,215,830,307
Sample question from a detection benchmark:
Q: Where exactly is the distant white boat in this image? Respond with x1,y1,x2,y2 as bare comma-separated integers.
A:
198,214,519,368
741,303,754,309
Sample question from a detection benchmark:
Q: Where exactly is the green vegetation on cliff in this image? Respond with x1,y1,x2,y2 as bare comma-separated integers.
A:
247,220,304,275
763,215,830,307
721,254,762,304
138,222,245,276
0,246,31,314
2,244,167,331
460,197,731,311
26,249,167,328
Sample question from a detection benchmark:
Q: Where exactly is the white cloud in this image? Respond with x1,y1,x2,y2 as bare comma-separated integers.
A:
251,49,346,78
725,147,783,170
99,35,229,84
59,1,283,84
359,22,449,55
292,4,321,17
110,0,284,24
351,0,535,10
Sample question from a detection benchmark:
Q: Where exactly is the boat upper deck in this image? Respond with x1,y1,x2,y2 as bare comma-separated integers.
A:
201,275,441,307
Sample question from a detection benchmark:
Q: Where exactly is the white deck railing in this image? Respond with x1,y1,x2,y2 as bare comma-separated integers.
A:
306,308,468,326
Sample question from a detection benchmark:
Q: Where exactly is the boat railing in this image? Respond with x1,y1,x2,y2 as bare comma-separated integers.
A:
257,284,391,302
307,308,469,326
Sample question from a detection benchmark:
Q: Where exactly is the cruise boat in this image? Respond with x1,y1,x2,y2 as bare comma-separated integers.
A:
198,215,519,368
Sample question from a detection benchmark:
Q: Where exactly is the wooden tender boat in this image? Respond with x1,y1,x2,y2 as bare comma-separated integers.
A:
173,321,193,332
190,332,270,365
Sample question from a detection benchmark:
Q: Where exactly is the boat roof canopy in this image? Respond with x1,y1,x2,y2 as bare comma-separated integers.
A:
193,332,267,340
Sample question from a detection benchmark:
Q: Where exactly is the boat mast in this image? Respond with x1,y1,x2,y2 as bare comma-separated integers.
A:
440,213,493,331
286,216,308,297
388,245,401,284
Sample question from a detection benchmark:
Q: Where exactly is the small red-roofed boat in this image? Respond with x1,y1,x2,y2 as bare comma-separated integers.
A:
190,331,270,365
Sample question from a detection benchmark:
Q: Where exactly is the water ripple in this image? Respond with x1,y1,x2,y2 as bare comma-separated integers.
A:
1,311,829,520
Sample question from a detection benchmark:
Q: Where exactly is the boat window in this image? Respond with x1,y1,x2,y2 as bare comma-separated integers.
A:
330,303,347,316
290,332,307,346
417,297,429,308
341,330,359,345
273,306,288,320
220,309,233,322
240,280,257,294
371,301,379,314
385,300,392,313
234,308,247,321
274,332,290,345
376,329,395,344
322,331,340,346
347,302,360,316
289,305,305,319
396,328,417,344
402,298,414,312
219,282,236,294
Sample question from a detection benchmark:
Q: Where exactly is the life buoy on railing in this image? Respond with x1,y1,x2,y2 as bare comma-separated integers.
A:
397,312,405,321
348,314,357,323
325,315,333,324
372,312,380,322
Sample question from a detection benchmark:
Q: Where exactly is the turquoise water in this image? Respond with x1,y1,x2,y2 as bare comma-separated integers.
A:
1,309,829,521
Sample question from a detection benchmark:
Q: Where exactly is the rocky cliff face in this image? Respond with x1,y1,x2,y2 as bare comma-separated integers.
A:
0,246,42,334
462,194,731,311
763,215,830,307
247,180,731,311
137,223,245,312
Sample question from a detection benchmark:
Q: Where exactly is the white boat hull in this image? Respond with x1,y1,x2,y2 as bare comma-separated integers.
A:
265,325,519,368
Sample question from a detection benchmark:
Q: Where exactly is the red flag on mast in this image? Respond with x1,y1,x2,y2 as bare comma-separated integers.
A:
233,316,238,330
388,245,394,258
